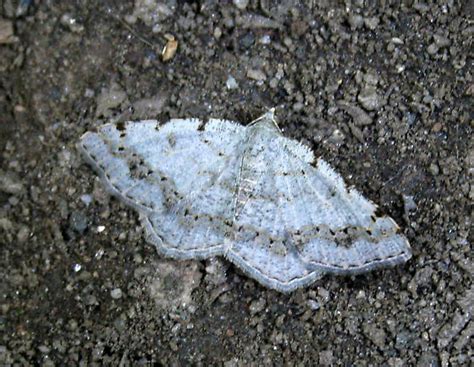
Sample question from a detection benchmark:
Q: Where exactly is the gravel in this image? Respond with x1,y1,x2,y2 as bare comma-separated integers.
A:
1,1,472,365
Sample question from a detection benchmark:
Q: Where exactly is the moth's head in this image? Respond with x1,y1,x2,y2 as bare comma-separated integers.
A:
248,109,282,135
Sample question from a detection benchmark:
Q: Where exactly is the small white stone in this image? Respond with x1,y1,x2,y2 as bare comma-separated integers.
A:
0,19,15,44
80,194,93,206
247,69,266,81
226,75,239,90
259,35,271,44
95,249,105,260
213,27,222,39
111,288,122,299
233,0,249,10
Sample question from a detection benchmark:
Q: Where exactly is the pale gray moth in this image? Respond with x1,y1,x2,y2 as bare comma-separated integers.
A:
78,110,412,292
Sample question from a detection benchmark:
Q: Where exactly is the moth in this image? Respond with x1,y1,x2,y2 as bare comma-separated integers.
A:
78,110,411,292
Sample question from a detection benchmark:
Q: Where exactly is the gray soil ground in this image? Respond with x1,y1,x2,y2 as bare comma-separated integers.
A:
1,1,472,365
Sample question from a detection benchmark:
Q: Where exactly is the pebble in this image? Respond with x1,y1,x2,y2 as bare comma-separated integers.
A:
417,352,438,366
432,122,443,132
291,20,308,37
319,349,334,366
429,163,440,175
391,37,404,45
388,357,404,367
14,0,32,16
259,34,271,45
213,27,222,39
348,14,363,29
326,128,346,147
405,111,417,126
292,102,304,111
363,324,387,349
80,194,93,206
169,341,178,352
317,287,330,303
307,299,320,311
84,88,95,98
233,0,248,10
148,260,201,310
0,19,14,44
454,322,473,350
437,311,470,349
111,288,123,299
0,170,24,195
69,211,88,234
338,101,373,125
85,294,99,306
363,71,379,86
126,0,173,28
237,14,282,30
38,345,50,353
17,225,30,243
403,195,417,214
60,13,84,33
204,258,228,286
226,76,239,90
239,32,255,49
114,316,127,331
427,43,439,55
358,86,382,111
95,83,127,118
73,264,82,272
132,94,167,119
0,218,13,231
408,267,434,297
433,34,451,48
95,248,105,259
364,16,380,30
249,298,266,315
247,69,266,82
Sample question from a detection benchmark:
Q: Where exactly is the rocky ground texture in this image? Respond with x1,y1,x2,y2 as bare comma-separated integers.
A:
1,1,472,365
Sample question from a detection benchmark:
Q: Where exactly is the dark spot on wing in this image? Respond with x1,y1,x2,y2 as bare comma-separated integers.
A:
116,122,126,131
197,120,206,131
167,133,177,147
